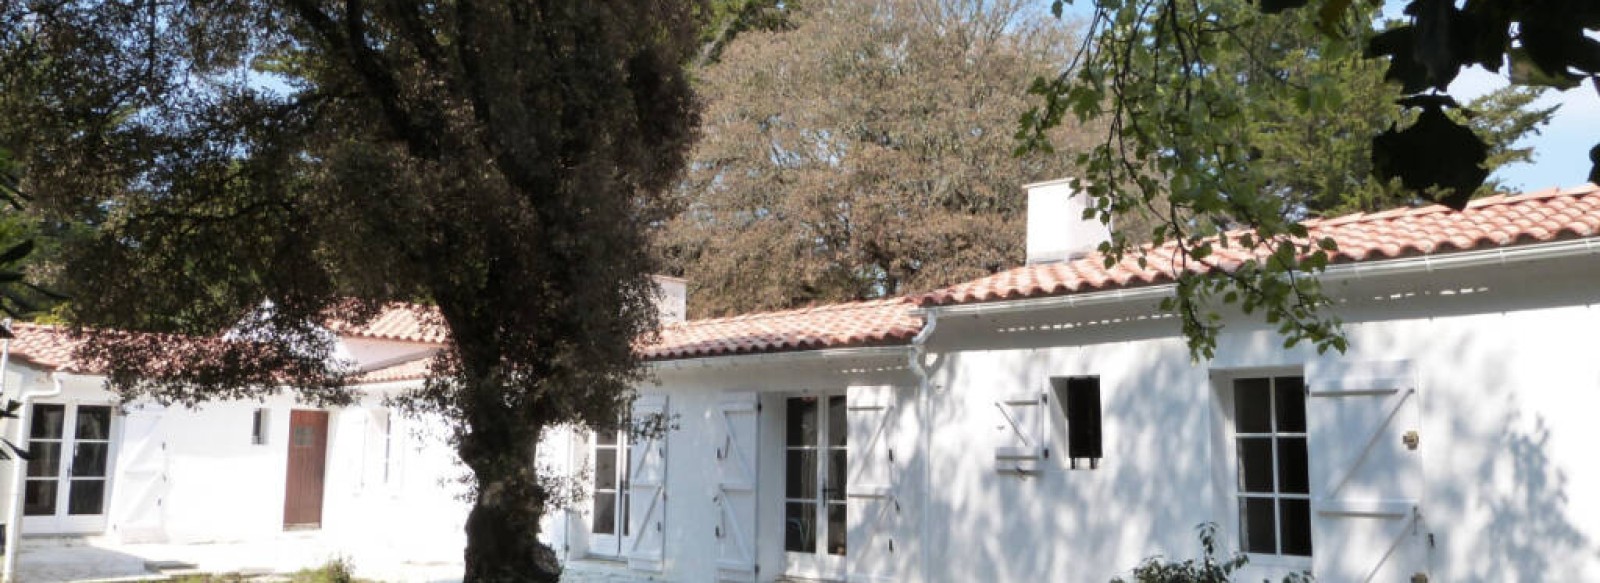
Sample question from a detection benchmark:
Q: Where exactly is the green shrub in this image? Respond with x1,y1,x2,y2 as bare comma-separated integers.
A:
1111,523,1311,583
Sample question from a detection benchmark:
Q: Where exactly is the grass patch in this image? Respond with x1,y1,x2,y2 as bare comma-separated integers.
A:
155,558,370,583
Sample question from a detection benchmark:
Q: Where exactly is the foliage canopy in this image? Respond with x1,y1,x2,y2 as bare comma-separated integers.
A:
0,1,703,580
662,0,1095,317
1022,0,1563,358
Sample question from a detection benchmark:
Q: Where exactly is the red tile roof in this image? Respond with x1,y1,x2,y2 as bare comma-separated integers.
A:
327,303,449,344
918,184,1600,307
640,297,923,360
5,323,85,372
9,185,1597,370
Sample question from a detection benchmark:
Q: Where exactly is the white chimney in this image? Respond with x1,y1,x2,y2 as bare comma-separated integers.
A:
652,275,688,324
1025,178,1111,265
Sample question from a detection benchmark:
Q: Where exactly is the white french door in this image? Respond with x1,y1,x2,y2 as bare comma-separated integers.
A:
784,394,847,580
589,429,630,557
23,402,115,533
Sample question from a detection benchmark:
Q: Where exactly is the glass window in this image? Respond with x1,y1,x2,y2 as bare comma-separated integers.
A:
1234,375,1312,558
785,395,847,558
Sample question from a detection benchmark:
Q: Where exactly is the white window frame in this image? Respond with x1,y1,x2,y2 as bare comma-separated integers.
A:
22,401,119,534
1214,369,1313,571
783,393,848,581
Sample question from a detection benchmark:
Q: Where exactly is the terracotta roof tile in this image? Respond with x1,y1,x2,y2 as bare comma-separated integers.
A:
5,323,85,371
640,297,923,361
919,184,1600,307
327,303,449,344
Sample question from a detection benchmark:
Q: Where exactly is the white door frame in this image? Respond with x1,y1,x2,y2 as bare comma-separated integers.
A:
784,393,848,581
587,429,629,557
22,401,118,534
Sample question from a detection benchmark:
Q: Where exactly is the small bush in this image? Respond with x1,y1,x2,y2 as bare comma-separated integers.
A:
290,557,357,583
1111,523,1311,583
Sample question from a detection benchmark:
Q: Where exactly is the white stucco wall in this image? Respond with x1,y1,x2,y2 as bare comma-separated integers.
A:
550,252,1600,583
0,370,469,564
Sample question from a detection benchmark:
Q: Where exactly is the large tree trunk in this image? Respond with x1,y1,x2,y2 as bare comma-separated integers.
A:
460,427,561,582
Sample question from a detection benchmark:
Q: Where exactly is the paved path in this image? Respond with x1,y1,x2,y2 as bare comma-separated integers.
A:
13,534,463,583
13,538,681,582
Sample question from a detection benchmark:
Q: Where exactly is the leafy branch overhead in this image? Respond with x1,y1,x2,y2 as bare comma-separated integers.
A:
1024,0,1565,358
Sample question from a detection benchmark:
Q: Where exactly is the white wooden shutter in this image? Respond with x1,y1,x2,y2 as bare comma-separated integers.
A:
994,392,1046,473
846,385,903,583
1307,360,1427,582
110,405,167,543
627,394,669,572
714,392,760,581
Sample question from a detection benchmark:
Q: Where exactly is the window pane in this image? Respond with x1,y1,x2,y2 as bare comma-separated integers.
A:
1236,438,1275,493
787,398,817,447
826,503,846,556
596,430,617,446
1280,498,1313,556
785,502,816,553
292,425,313,447
24,481,56,516
30,404,65,439
786,450,817,499
68,480,106,516
826,451,847,501
1275,377,1306,433
1233,378,1272,433
592,492,615,534
594,448,617,490
74,406,113,441
1063,377,1104,460
827,396,847,448
1239,497,1277,554
72,443,109,477
1277,438,1310,494
27,443,60,478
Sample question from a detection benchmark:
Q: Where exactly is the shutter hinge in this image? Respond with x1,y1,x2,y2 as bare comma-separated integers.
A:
755,564,761,575
756,402,763,413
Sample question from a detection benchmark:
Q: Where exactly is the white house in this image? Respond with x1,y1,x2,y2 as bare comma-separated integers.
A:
3,182,1600,583
0,307,475,575
542,182,1600,583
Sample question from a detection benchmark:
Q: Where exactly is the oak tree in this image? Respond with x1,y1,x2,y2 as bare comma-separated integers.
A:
662,0,1095,317
1,2,702,580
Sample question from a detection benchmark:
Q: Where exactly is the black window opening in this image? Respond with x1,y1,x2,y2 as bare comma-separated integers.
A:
251,408,269,445
1051,376,1103,469
1233,375,1312,557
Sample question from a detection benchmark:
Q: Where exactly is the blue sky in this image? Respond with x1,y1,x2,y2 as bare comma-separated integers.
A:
1450,68,1598,192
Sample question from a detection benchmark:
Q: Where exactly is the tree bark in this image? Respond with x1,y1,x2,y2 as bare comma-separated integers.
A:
460,429,561,582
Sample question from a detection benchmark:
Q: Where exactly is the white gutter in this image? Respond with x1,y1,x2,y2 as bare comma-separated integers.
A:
920,237,1600,319
904,310,937,583
3,371,64,581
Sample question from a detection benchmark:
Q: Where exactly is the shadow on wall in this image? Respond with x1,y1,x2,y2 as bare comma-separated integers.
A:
1478,409,1592,579
922,334,1216,583
1347,309,1600,582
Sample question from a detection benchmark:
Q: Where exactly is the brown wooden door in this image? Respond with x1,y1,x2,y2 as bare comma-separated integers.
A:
283,409,329,529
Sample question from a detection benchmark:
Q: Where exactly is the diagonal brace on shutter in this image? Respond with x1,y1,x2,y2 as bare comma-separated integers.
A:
1315,386,1417,499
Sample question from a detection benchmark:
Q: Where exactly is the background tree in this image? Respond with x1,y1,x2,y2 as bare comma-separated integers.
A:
1018,0,1557,358
661,0,1094,317
0,2,702,580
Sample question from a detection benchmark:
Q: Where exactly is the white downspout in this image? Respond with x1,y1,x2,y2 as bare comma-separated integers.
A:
3,370,64,582
906,310,937,583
